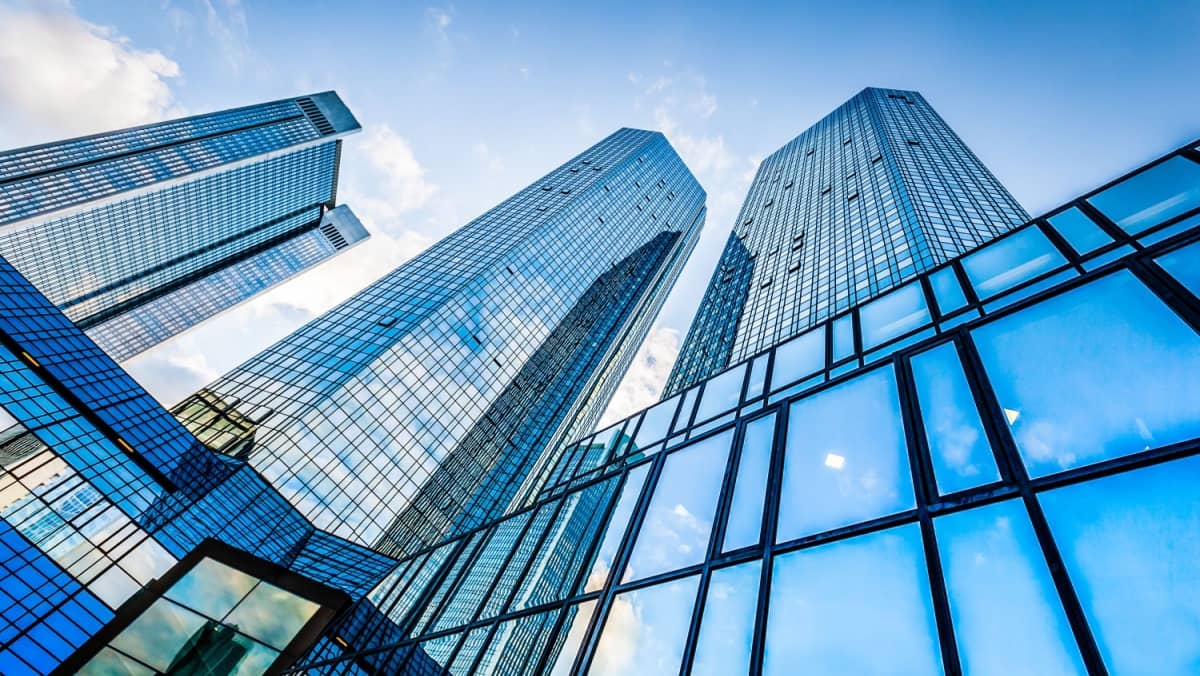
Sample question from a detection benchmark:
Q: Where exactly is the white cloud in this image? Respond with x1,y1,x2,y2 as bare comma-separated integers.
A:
0,2,181,143
653,106,732,174
350,124,440,222
598,326,680,427
199,0,251,75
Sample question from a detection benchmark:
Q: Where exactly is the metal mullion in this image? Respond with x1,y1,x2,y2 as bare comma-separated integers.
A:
1127,256,1200,333
1070,199,1135,247
1036,220,1087,273
749,395,789,674
496,495,571,618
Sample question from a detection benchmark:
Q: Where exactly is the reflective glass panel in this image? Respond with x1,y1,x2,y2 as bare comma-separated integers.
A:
589,574,699,675
224,581,319,650
1040,455,1200,675
1047,207,1113,255
832,314,855,360
622,430,733,582
936,500,1085,675
860,281,931,350
583,464,649,592
109,599,208,671
634,395,678,448
961,227,1067,299
672,387,699,432
164,557,257,620
770,326,824,389
972,271,1200,477
723,413,775,552
1088,155,1200,234
547,600,597,676
1156,239,1200,297
691,560,761,676
777,368,914,541
81,648,154,676
747,354,769,399
695,363,747,421
763,524,942,674
910,342,999,494
929,266,967,315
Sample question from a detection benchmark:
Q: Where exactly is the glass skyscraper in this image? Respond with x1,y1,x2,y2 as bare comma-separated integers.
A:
0,92,368,362
666,87,1028,394
174,128,707,555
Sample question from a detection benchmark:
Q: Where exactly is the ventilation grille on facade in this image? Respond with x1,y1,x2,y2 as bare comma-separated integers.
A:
320,220,349,249
297,97,335,135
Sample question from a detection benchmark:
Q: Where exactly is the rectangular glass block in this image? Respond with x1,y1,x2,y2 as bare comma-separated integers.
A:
972,271,1200,478
859,281,932,350
589,574,699,676
1087,155,1200,234
695,362,747,422
723,413,775,552
961,227,1068,300
935,500,1085,674
633,395,679,449
765,374,823,406
770,326,825,391
691,560,761,675
777,367,914,542
1156,239,1200,298
583,464,650,593
1047,207,1113,255
764,524,942,674
832,314,855,361
909,342,1000,495
928,266,968,316
622,430,733,582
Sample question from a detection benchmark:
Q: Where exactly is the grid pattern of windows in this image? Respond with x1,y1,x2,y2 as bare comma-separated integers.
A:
667,88,1028,394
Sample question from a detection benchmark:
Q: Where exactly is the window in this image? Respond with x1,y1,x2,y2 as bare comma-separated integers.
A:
961,227,1067,299
589,574,700,675
695,364,746,421
583,465,649,592
1087,156,1200,234
928,266,967,315
1047,207,1113,255
691,560,760,675
546,601,596,676
832,314,855,361
1155,239,1200,297
770,326,824,389
859,281,931,350
633,395,679,449
723,413,775,552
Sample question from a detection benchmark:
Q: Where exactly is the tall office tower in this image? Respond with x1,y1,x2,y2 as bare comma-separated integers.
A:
174,128,706,555
666,87,1028,394
0,92,368,362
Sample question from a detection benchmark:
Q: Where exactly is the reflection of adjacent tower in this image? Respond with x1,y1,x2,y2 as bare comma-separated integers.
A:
167,621,251,674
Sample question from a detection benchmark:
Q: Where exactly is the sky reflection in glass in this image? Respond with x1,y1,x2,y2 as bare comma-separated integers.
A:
1047,207,1112,255
695,363,746,421
109,599,208,671
633,395,679,448
961,227,1067,299
770,326,824,389
1087,156,1200,234
723,413,775,551
972,271,1200,477
777,367,913,541
764,524,942,674
589,574,699,675
583,464,649,592
928,266,967,315
1155,239,1200,297
547,600,596,676
691,560,760,676
860,281,931,349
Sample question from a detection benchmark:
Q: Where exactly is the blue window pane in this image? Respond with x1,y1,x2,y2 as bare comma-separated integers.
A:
770,326,824,390
860,281,932,350
583,464,650,593
691,560,761,676
1040,455,1200,674
723,414,775,552
909,342,999,494
546,600,596,676
1156,239,1200,298
935,500,1085,675
1087,156,1200,234
777,367,914,541
633,395,678,449
622,430,733,582
929,266,967,315
695,363,746,421
746,354,769,400
961,227,1067,299
589,574,699,675
764,524,942,674
972,271,1200,477
672,387,699,433
1047,207,1113,255
832,314,855,361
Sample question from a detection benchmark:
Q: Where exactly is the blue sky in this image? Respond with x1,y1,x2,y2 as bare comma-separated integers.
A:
0,0,1196,419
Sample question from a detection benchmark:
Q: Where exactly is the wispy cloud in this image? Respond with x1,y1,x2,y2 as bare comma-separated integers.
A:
200,0,251,75
598,326,681,426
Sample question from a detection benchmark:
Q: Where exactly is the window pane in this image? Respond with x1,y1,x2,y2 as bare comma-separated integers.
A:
747,354,769,400
910,342,999,494
81,648,155,676
224,581,319,650
691,560,761,676
935,500,1085,675
971,271,1200,477
672,387,699,433
860,281,932,350
634,395,679,448
583,464,650,592
723,413,775,552
777,368,914,541
622,430,733,582
1087,155,1200,234
832,314,854,360
1156,239,1200,297
771,326,824,389
109,599,208,671
929,266,967,315
589,574,700,675
1047,207,1113,255
546,600,596,676
695,363,746,421
164,557,257,620
764,524,942,674
961,227,1067,299
1040,455,1200,674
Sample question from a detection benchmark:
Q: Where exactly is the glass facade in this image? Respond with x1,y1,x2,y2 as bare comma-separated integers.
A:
0,92,366,362
666,87,1029,394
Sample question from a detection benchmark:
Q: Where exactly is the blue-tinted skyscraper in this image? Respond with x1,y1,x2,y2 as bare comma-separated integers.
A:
666,87,1028,393
0,92,368,362
175,128,706,555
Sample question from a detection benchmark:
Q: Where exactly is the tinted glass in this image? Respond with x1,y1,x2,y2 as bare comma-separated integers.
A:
634,395,678,448
224,581,319,650
746,354,769,399
723,413,775,552
109,599,208,671
929,266,967,315
589,574,699,675
972,271,1200,477
1047,207,1113,255
777,368,914,541
1088,155,1200,234
164,558,257,620
1156,239,1200,297
832,314,855,361
961,227,1067,299
546,600,596,676
583,464,649,592
691,560,761,675
910,342,999,494
695,363,746,421
860,281,931,349
770,326,825,389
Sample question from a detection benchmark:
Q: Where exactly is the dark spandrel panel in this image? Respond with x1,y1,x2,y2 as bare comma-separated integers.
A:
859,281,931,350
583,464,650,593
1047,207,1113,255
777,367,913,542
770,326,824,390
690,559,760,675
1155,239,1200,296
589,573,700,675
1040,455,1200,674
961,227,1067,300
909,342,999,495
763,524,942,674
622,430,733,582
972,271,1200,477
1088,155,1200,234
928,266,967,316
935,500,1085,674
544,600,596,676
722,413,775,552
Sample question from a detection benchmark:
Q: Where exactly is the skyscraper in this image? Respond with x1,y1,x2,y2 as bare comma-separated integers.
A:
174,128,706,555
0,92,368,362
666,87,1028,394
